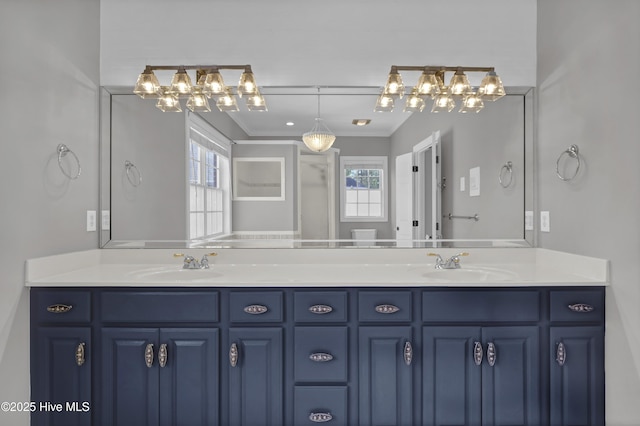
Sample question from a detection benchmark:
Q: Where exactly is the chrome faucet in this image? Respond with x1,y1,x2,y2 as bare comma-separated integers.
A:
428,252,469,269
174,253,217,269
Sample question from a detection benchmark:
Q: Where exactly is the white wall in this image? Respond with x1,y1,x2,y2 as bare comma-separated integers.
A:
537,1,640,424
0,0,100,424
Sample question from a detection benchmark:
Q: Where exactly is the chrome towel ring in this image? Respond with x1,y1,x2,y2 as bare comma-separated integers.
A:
556,144,581,181
57,144,81,180
125,160,142,186
499,161,513,188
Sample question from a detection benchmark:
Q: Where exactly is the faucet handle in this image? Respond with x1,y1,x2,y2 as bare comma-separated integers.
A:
200,252,217,269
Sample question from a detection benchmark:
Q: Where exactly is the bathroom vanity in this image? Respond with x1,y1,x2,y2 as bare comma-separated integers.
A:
26,248,607,426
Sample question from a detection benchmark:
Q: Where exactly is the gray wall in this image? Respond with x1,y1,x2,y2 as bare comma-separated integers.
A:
0,0,100,424
390,96,526,240
537,1,640,423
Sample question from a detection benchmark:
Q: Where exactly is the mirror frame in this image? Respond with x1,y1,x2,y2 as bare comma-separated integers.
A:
99,86,535,249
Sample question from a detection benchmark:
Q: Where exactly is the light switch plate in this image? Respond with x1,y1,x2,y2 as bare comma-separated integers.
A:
101,210,111,231
86,210,96,232
459,177,465,191
469,167,480,197
540,211,550,232
525,211,534,231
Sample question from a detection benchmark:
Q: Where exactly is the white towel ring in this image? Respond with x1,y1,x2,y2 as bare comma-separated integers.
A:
57,144,81,180
125,160,142,187
556,144,580,181
499,161,513,188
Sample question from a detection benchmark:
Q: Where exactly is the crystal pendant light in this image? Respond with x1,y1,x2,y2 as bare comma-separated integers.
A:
448,69,472,96
186,87,211,112
237,67,258,98
216,89,239,112
415,71,441,97
200,70,227,98
169,67,193,95
302,90,336,152
383,67,405,98
404,88,425,112
156,87,182,112
133,67,161,98
374,94,395,112
478,71,506,101
431,93,455,113
246,91,267,111
459,92,484,113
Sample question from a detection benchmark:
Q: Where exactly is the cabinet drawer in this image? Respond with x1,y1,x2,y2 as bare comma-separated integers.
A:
32,290,91,323
294,291,348,322
550,289,604,322
295,327,348,382
359,291,412,322
101,291,218,323
294,386,347,426
422,290,539,322
230,291,283,322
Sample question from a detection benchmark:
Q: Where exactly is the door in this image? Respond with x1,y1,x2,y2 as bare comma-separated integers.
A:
300,154,335,240
359,326,413,426
395,152,414,246
159,328,220,426
32,327,92,426
228,328,283,426
413,131,442,241
550,327,604,426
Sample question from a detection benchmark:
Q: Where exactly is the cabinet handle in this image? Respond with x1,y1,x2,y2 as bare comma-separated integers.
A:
75,342,85,366
309,352,334,362
375,304,400,314
230,343,239,367
404,341,413,366
473,341,483,366
244,304,268,315
47,304,73,314
487,342,497,367
145,343,154,368
158,344,168,368
567,303,594,313
309,412,333,423
556,342,567,366
309,304,333,315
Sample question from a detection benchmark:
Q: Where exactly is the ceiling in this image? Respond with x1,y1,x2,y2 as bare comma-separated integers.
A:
101,0,537,138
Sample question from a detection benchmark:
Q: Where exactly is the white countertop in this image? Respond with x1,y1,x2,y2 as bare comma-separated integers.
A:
25,248,609,288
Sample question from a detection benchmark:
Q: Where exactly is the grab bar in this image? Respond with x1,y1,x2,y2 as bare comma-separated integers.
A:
445,213,479,221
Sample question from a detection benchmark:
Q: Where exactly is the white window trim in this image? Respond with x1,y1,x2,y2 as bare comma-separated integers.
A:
340,155,388,223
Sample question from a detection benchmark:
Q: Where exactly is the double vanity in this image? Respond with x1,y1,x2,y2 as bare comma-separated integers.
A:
26,248,607,426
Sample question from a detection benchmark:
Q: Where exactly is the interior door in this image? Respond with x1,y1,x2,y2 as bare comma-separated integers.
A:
395,152,414,246
300,154,334,240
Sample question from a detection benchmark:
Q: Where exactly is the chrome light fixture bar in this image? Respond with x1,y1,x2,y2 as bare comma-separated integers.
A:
133,65,267,113
375,65,505,114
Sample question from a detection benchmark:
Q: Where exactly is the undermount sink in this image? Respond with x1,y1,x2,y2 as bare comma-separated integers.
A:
419,266,520,282
126,266,223,282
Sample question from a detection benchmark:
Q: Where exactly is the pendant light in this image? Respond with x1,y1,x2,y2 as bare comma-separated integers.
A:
302,88,336,153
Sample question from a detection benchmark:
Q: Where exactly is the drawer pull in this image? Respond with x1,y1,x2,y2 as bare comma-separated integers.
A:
568,303,594,313
473,341,483,366
309,304,333,315
309,412,333,423
230,343,239,367
47,304,73,314
244,304,269,315
487,342,497,367
556,342,567,366
145,343,154,368
375,304,400,314
404,341,413,366
75,342,85,366
309,352,334,362
158,344,168,368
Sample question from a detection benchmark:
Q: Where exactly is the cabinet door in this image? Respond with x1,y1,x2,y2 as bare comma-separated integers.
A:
359,326,413,426
550,327,604,426
481,326,540,426
32,327,92,426
158,328,219,426
101,328,159,426
422,326,482,426
228,328,283,426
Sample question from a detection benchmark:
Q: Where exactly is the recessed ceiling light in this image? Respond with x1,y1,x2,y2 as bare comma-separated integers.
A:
286,122,295,126
352,119,371,126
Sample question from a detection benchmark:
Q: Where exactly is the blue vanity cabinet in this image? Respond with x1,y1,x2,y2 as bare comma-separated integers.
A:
31,290,92,426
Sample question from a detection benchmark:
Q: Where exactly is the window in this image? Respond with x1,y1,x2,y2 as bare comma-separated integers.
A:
188,114,231,240
340,156,388,222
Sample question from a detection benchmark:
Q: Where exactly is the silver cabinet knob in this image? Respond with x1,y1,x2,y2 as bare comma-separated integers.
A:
473,341,483,366
145,343,154,368
375,304,400,314
556,342,567,366
309,412,333,423
404,341,413,366
75,342,86,366
309,304,333,315
158,343,168,368
230,343,239,367
309,352,334,362
487,342,497,367
244,304,268,315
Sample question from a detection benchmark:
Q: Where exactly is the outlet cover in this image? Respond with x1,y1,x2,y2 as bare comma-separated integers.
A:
525,211,534,231
101,210,111,231
459,177,465,192
86,210,97,232
540,211,550,232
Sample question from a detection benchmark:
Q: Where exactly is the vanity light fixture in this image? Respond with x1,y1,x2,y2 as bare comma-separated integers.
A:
375,65,506,114
302,88,336,152
133,65,267,112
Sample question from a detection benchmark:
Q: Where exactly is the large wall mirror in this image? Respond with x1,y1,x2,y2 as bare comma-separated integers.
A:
100,86,534,249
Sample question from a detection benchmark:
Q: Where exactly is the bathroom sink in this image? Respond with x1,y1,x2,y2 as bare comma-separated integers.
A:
419,266,520,282
126,266,223,282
